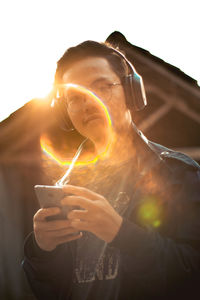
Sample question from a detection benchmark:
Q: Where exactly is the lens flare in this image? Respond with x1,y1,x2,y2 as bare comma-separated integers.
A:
40,136,99,166
138,195,162,228
40,83,114,167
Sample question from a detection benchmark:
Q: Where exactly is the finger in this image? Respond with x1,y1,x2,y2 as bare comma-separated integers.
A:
61,195,94,210
56,232,83,245
38,219,72,232
68,209,89,221
34,207,61,222
62,185,104,201
70,219,90,231
50,227,80,237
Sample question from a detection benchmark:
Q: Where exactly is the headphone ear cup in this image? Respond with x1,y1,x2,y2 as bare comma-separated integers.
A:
51,97,74,131
110,47,147,111
122,73,147,111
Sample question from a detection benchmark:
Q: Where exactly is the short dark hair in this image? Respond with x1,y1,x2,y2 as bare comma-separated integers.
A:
54,41,129,84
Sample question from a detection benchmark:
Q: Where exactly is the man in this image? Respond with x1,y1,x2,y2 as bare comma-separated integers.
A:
23,41,200,299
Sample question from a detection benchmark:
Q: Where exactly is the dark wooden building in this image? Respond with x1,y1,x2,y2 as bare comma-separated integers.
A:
0,31,199,299
106,32,200,163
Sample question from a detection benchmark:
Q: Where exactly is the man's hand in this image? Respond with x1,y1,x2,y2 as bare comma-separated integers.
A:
61,185,123,243
33,207,82,251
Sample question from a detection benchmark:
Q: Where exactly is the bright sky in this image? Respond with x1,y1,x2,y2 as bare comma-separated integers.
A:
0,0,199,122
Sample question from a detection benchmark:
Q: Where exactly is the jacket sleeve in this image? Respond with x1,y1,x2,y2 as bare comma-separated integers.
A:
22,232,74,300
109,168,200,295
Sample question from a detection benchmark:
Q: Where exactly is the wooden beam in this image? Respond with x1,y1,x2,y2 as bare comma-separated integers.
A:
145,86,200,125
128,48,200,98
174,101,200,125
138,102,173,132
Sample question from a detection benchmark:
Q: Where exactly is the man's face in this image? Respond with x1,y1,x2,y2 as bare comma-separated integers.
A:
61,56,131,145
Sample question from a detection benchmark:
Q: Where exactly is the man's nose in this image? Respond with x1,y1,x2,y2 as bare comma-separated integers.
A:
83,96,99,112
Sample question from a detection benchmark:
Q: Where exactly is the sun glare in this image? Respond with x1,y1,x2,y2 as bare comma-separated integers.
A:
40,84,114,167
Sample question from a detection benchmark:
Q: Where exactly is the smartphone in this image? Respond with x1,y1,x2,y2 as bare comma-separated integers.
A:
34,185,73,221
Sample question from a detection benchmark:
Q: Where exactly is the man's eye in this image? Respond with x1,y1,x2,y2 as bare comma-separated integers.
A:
96,85,110,93
101,85,109,91
67,95,84,106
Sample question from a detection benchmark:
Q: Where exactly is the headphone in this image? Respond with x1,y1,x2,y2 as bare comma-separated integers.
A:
51,48,147,131
112,48,147,111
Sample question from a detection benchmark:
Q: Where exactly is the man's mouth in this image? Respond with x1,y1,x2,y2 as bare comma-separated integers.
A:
83,113,103,124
